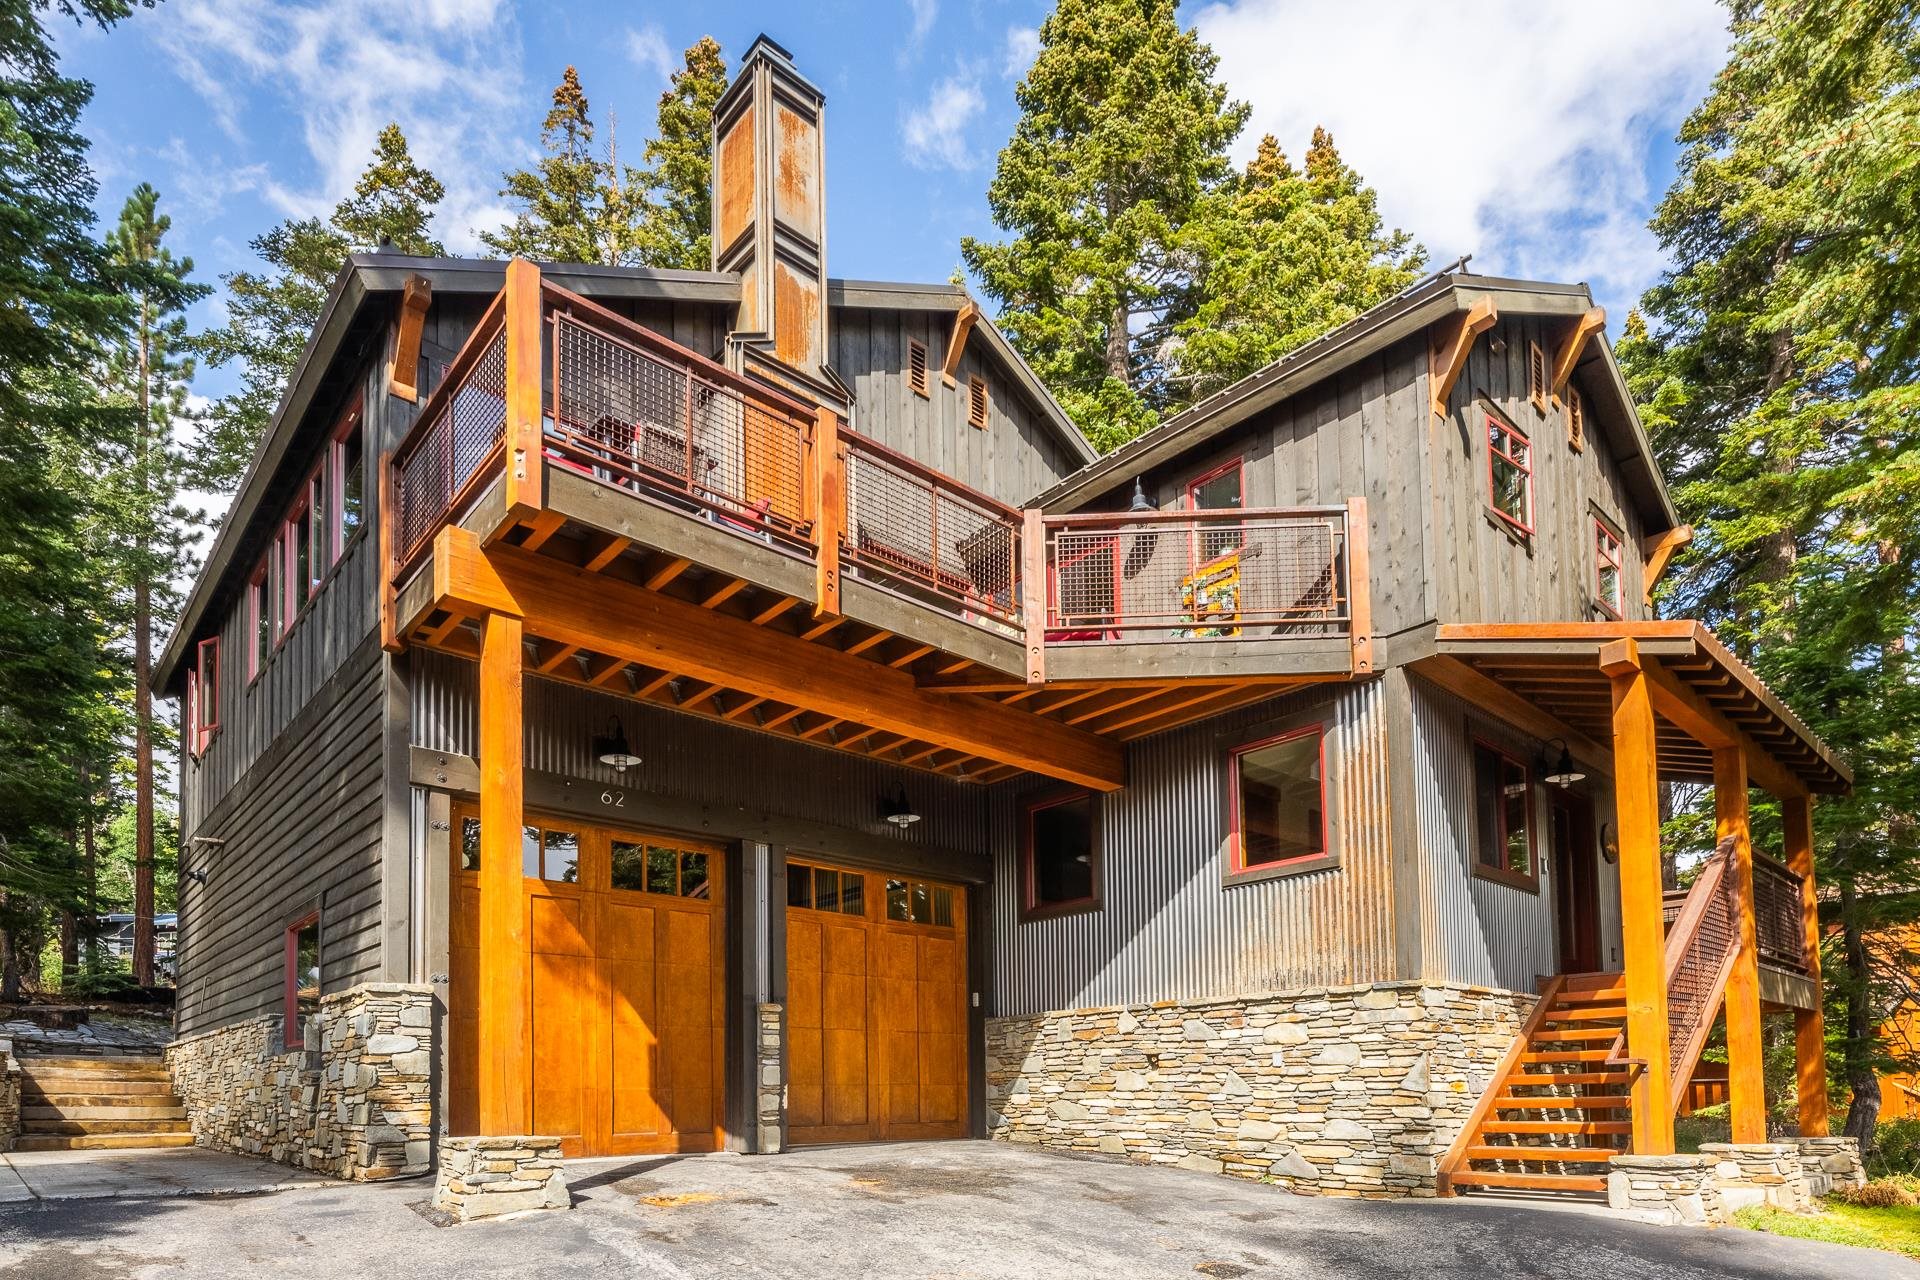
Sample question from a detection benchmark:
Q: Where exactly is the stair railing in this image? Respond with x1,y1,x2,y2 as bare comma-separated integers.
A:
1661,837,1741,1108
1435,974,1569,1196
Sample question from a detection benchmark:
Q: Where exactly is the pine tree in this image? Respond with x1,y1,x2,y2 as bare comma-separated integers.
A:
962,0,1249,451
482,66,646,266
197,124,444,491
1168,129,1425,400
634,36,727,270
1621,0,1920,1142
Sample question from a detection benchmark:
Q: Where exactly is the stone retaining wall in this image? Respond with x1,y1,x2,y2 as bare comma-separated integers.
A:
1608,1154,1723,1224
433,1136,569,1222
1699,1142,1808,1214
166,982,434,1180
985,981,1531,1197
1797,1136,1865,1198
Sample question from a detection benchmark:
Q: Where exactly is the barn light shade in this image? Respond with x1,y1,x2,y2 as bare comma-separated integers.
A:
882,788,921,827
1129,478,1155,513
1543,738,1585,789
593,718,642,771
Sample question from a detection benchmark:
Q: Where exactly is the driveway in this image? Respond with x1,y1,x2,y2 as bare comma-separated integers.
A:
0,1148,330,1204
0,1140,1909,1279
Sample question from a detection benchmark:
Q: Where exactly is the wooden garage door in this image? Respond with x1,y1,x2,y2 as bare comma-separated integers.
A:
448,805,724,1157
785,859,968,1145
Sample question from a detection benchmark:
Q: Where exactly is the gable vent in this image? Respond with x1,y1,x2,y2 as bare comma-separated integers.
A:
1567,386,1585,452
1528,340,1548,413
968,375,989,430
908,339,929,398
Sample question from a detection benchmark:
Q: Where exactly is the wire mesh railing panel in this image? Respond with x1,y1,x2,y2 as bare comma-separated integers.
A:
1043,512,1349,641
841,439,1021,625
1753,857,1809,971
1666,853,1738,1077
392,327,507,569
547,315,811,547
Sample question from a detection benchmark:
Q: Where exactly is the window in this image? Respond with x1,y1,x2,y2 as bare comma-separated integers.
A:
248,564,271,680
287,501,311,620
1472,741,1536,888
1228,725,1328,874
305,469,328,596
271,533,287,642
1528,340,1548,413
338,417,365,540
786,860,867,916
1594,518,1625,616
1487,412,1533,533
967,374,989,429
1020,791,1098,917
1566,385,1586,452
189,637,220,755
907,339,929,398
1187,457,1244,563
611,837,710,899
283,912,320,1051
885,876,955,926
459,815,481,871
521,824,579,883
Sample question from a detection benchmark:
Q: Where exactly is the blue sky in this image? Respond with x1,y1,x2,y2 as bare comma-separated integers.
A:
57,1,1733,407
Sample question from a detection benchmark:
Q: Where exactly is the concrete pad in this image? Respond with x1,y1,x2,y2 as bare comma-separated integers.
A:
1,1146,335,1201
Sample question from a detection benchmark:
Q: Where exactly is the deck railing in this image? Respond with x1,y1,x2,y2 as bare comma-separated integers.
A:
1040,507,1351,643
1753,853,1810,972
389,302,509,575
1663,842,1740,1097
840,430,1023,627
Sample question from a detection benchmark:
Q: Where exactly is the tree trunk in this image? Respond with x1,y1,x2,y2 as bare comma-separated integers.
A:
1838,883,1882,1143
1106,300,1130,387
82,758,97,970
0,891,18,1002
133,299,155,989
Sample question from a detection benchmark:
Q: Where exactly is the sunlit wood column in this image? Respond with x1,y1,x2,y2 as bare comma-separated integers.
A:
498,257,545,533
1602,638,1675,1153
1784,794,1830,1136
476,611,529,1134
1716,746,1767,1142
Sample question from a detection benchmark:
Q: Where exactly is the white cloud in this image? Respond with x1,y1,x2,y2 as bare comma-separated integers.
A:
1193,0,1729,319
1002,25,1039,80
626,23,674,83
910,0,939,47
901,74,985,171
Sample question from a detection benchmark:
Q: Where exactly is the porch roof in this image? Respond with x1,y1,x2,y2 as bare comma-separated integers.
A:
1420,622,1850,796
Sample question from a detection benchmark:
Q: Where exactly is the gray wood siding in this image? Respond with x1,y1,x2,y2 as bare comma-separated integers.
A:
989,681,1398,1016
830,307,1079,507
174,637,387,1037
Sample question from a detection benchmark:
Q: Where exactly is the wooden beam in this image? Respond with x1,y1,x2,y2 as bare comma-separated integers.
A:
722,695,767,722
1641,659,1805,797
644,555,693,591
1428,295,1497,416
533,641,581,674
797,716,843,740
843,630,893,657
386,273,432,402
700,577,748,610
1550,306,1605,398
940,299,979,388
438,527,1125,790
760,705,807,731
423,609,469,647
518,509,566,554
498,258,544,535
1642,525,1694,603
810,407,842,617
1784,795,1830,1136
587,654,630,687
887,643,936,670
580,532,630,574
1603,638,1675,1154
1410,655,1611,775
799,616,842,642
1716,746,1767,1143
476,612,528,1134
752,596,801,626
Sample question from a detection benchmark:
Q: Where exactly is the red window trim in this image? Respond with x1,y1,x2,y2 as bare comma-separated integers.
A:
247,562,270,682
1185,456,1244,511
1486,411,1534,535
1019,788,1101,920
1594,517,1625,618
282,910,320,1052
1227,723,1329,876
268,397,366,655
1471,737,1538,891
190,636,220,755
332,403,365,542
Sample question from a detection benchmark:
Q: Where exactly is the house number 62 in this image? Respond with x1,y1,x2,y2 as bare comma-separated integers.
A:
600,789,626,808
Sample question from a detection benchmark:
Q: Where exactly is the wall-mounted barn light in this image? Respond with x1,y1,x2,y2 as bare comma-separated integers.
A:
593,718,642,772
882,789,921,827
1542,738,1586,788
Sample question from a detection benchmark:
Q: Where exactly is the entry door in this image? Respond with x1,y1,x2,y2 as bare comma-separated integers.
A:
1550,795,1601,974
785,859,969,1145
447,804,725,1157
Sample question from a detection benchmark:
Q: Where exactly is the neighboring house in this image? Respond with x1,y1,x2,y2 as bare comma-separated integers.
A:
156,36,1847,1196
1873,924,1920,1122
95,913,177,980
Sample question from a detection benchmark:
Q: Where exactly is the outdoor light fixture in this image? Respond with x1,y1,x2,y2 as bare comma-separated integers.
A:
593,718,643,772
1542,737,1586,788
1129,478,1155,513
882,789,921,827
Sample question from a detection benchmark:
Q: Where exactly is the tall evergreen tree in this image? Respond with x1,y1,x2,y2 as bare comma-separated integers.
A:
482,66,646,266
197,124,444,491
1621,0,1920,1142
963,0,1249,451
635,36,727,270
1167,129,1425,400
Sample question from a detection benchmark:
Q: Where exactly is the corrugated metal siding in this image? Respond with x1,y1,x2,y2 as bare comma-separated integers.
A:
409,650,994,863
990,682,1397,1016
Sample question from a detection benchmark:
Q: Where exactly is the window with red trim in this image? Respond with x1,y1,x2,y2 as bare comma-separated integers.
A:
283,912,320,1051
190,637,219,754
271,532,287,642
1187,457,1244,563
1021,789,1098,916
1594,519,1625,617
248,564,271,679
337,414,365,541
1487,412,1533,532
1472,741,1535,888
1229,725,1327,872
305,468,328,596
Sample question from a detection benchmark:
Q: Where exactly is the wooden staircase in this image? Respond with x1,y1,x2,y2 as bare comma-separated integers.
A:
15,1054,194,1152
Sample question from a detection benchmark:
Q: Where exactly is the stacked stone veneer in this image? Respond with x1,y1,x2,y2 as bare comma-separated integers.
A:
433,1136,570,1222
1610,1138,1868,1225
0,1038,19,1152
1797,1136,1866,1198
166,982,434,1180
1608,1154,1723,1225
756,1003,784,1154
986,981,1531,1197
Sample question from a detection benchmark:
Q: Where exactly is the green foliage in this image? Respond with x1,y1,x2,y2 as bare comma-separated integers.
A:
481,65,646,266
634,36,726,271
1871,1119,1920,1178
962,0,1250,451
1736,1200,1920,1260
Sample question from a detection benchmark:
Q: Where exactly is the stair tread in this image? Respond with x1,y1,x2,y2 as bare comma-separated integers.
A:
1553,988,1627,1004
23,1118,192,1136
1449,1171,1607,1193
1466,1145,1620,1164
1519,1050,1619,1064
1540,1007,1627,1022
1483,1121,1633,1135
1492,1096,1634,1110
1524,1028,1623,1043
22,1104,186,1120
1507,1072,1635,1086
12,1133,195,1152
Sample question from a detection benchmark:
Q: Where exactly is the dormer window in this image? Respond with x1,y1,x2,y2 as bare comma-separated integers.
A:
1487,411,1533,534
907,339,929,398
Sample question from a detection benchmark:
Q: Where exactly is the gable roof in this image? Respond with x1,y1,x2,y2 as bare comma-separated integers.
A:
1027,270,1681,535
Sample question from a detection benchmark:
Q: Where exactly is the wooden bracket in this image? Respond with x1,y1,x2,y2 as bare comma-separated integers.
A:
1550,306,1605,401
1642,524,1693,603
941,299,980,388
386,273,432,403
1428,296,1497,417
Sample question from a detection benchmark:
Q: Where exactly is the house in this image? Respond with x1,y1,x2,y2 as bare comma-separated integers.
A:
94,912,177,978
154,36,1846,1200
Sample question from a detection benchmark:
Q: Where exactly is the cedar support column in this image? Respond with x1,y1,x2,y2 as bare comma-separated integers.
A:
497,258,545,537
1785,794,1830,1135
1717,746,1767,1142
1603,638,1675,1153
476,611,529,1134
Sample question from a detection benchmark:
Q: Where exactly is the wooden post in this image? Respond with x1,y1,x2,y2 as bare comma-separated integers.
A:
1784,794,1830,1136
1602,638,1675,1153
1021,509,1047,685
1716,746,1767,1143
497,258,545,538
377,447,399,652
1344,497,1372,675
476,611,529,1134
810,407,842,617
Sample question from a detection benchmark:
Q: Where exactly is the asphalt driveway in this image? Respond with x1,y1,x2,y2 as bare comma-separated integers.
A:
0,1140,1909,1279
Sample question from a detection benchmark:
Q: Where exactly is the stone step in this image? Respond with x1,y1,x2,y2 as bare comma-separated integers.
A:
21,1055,171,1078
22,1117,193,1137
22,1103,187,1122
12,1132,196,1152
23,1080,180,1101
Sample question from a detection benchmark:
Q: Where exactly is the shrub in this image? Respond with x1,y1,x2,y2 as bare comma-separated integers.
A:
1832,1179,1919,1209
1870,1118,1920,1179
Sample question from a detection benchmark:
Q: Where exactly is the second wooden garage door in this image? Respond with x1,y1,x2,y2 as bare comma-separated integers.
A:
784,859,969,1145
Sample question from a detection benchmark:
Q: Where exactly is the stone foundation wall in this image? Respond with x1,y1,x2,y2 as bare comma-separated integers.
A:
1699,1142,1808,1214
986,981,1532,1197
1608,1154,1723,1225
433,1136,569,1222
166,982,434,1180
1797,1136,1865,1198
0,1038,18,1152
756,1003,784,1154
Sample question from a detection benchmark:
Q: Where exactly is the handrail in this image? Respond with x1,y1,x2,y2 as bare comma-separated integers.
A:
1663,839,1741,1106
